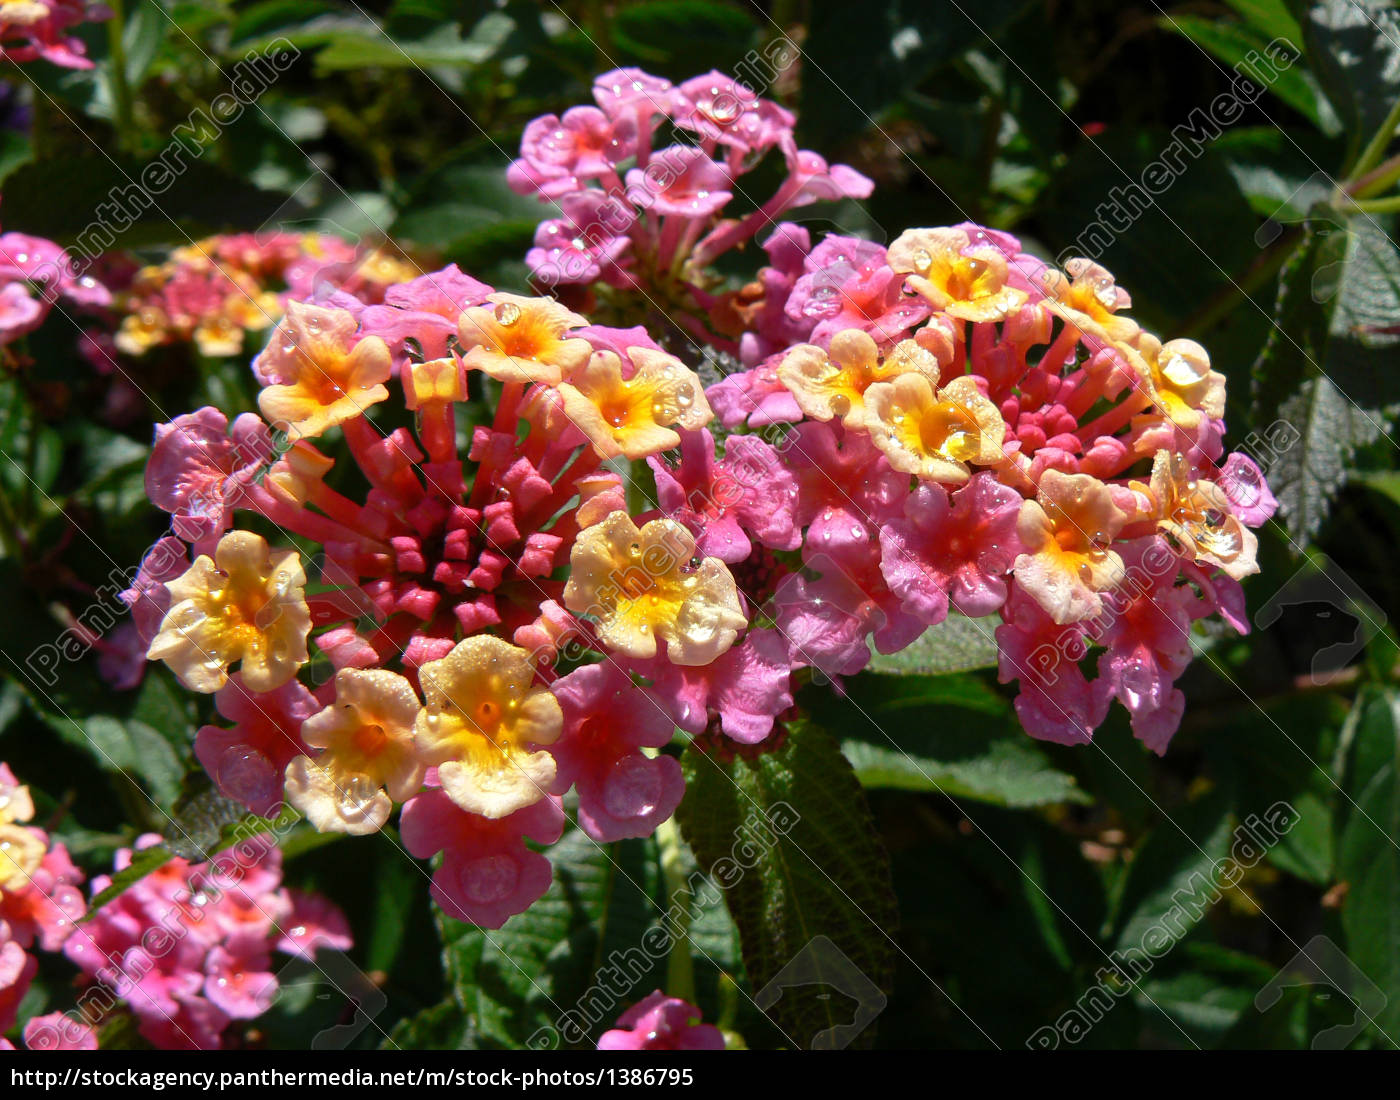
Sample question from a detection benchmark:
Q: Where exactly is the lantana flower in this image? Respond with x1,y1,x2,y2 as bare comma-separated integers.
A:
863,371,1006,483
1013,470,1127,625
413,637,563,819
458,293,591,384
555,346,712,459
285,668,426,835
887,227,1027,321
563,511,747,665
146,530,311,693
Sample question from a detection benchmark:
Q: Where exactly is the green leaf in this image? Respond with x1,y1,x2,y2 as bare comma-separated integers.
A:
1338,686,1400,1046
312,16,514,73
1288,0,1400,163
677,721,897,1049
436,828,664,1048
866,614,999,675
1138,943,1280,1047
1163,14,1334,131
384,1000,474,1050
611,1,758,72
1110,787,1235,953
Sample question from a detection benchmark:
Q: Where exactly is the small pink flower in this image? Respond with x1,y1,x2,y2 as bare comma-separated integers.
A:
400,788,564,929
203,933,278,1019
359,264,491,367
786,236,928,347
996,583,1111,746
649,429,800,563
879,474,1024,625
509,107,637,198
274,889,354,958
1217,451,1277,527
781,150,874,206
0,940,36,1033
592,68,680,119
706,360,804,427
550,663,682,841
0,281,44,344
194,673,318,817
626,146,732,218
145,408,274,541
598,990,725,1051
676,71,792,153
527,190,635,287
22,1011,98,1051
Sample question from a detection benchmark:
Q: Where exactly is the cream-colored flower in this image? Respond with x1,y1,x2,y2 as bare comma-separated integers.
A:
864,372,1005,484
1143,450,1258,580
1012,469,1127,624
458,292,591,385
413,637,562,819
563,511,747,665
887,227,1027,322
556,348,712,459
777,330,941,430
147,530,311,693
285,668,425,836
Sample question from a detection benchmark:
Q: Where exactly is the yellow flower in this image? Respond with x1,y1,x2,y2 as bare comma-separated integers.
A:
285,668,425,836
256,301,392,439
887,227,1027,322
265,440,335,505
413,636,562,819
0,825,44,893
1012,470,1127,624
1041,258,1138,342
1129,334,1225,430
864,372,1006,484
458,293,591,385
115,304,171,356
1144,451,1259,580
777,330,942,430
563,511,747,665
147,530,311,693
556,348,713,459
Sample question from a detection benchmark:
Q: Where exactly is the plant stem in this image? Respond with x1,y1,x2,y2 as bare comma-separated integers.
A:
1354,193,1400,215
1348,150,1400,200
106,0,136,155
1350,94,1400,180
655,815,696,1005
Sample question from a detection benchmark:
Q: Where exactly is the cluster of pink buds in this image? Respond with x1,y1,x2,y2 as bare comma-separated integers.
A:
114,233,421,360
0,0,109,70
0,222,111,350
509,67,872,337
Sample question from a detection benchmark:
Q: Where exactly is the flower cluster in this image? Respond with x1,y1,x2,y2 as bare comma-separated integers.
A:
0,0,109,70
701,223,1273,750
0,759,349,1051
509,67,871,339
122,71,1275,999
60,833,350,1050
0,223,111,350
115,233,421,360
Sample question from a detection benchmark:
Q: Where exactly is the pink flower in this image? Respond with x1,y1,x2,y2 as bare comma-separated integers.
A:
550,663,683,840
1094,538,1195,754
1217,451,1277,527
592,68,679,120
786,235,928,347
274,889,354,958
598,990,725,1050
508,107,637,198
706,359,804,427
996,583,1111,746
527,190,635,287
22,1012,98,1051
0,0,111,69
0,838,86,952
879,474,1023,624
400,788,565,929
0,940,36,1033
781,150,875,206
145,408,274,541
0,281,44,343
203,933,278,1019
194,674,318,817
676,71,792,153
626,146,732,218
649,429,800,563
636,628,793,744
359,264,491,368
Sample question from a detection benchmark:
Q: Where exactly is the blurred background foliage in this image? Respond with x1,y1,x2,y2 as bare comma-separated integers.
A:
3,0,1400,1049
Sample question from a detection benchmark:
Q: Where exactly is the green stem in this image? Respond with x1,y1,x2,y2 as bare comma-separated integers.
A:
106,0,136,155
1350,94,1400,180
1178,226,1303,339
655,816,696,1005
1353,193,1400,215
